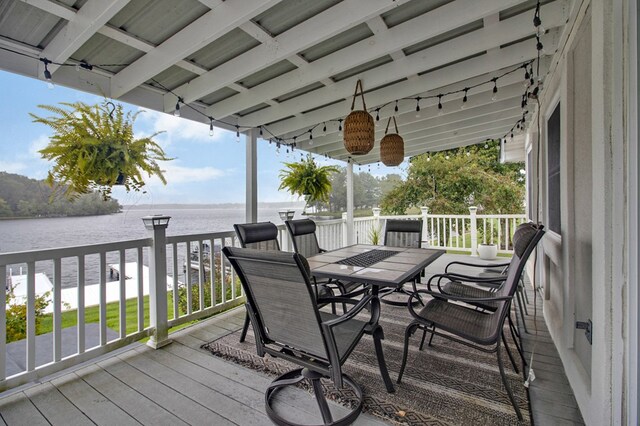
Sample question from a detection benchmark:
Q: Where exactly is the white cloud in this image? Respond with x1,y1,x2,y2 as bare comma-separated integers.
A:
135,108,230,145
161,163,226,183
0,161,27,174
29,134,50,158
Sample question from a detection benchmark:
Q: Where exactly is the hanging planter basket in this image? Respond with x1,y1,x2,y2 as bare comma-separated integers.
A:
380,116,404,166
343,79,374,155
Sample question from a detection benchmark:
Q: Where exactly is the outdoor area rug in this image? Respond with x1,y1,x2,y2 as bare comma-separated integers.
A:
201,301,530,425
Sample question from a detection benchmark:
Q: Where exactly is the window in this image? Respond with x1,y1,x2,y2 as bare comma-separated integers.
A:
547,102,561,234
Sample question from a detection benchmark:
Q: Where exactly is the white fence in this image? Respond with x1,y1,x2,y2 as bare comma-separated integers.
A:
0,207,525,391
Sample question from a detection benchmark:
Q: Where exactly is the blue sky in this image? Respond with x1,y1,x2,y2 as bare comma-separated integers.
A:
0,70,404,205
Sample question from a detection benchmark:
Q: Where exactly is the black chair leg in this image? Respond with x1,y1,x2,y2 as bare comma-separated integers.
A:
508,315,527,371
397,322,419,384
239,310,250,343
516,291,529,334
419,328,428,351
502,331,519,374
428,326,436,347
311,377,333,424
497,340,524,421
371,325,395,393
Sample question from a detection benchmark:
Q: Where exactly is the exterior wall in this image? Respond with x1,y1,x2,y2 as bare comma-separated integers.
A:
525,0,633,423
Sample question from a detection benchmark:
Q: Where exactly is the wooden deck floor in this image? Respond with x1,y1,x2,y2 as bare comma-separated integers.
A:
0,254,584,425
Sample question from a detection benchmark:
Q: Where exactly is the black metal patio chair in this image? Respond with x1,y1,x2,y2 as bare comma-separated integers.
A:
396,222,545,421
285,219,367,299
234,222,282,343
379,218,424,306
222,247,394,426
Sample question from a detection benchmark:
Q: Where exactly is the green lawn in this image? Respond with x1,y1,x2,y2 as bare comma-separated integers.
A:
37,294,173,337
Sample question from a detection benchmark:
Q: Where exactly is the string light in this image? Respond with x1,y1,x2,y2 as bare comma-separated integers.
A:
437,95,444,116
375,108,381,124
338,119,343,132
461,88,468,109
394,100,399,113
41,58,54,89
415,97,421,118
491,78,498,101
209,117,214,137
235,125,240,142
173,98,182,117
322,122,327,135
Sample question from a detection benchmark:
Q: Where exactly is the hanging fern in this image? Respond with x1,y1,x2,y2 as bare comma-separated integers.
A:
279,155,339,210
31,100,173,199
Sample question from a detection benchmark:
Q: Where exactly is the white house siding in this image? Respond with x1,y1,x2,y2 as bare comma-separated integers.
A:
525,0,633,424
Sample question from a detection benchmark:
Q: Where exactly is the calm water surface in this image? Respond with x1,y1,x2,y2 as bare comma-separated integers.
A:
0,206,303,287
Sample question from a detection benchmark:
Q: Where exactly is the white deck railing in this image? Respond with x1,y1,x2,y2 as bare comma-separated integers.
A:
0,207,524,391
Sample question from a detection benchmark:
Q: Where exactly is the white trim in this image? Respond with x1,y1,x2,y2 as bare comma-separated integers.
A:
626,0,639,423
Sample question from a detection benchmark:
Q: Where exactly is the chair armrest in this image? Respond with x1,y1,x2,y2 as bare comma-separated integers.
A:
407,289,513,319
445,261,510,274
319,248,327,253
426,273,504,292
443,272,507,284
322,295,373,328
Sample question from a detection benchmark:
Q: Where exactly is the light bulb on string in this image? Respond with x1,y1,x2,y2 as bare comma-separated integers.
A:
491,78,498,101
394,100,399,113
235,125,240,143
445,155,450,160
415,97,421,118
322,122,327,136
308,129,313,142
209,118,214,137
338,119,343,132
427,155,431,162
437,95,444,116
466,151,470,156
259,126,263,137
375,108,381,125
484,142,489,149
536,37,545,55
461,88,468,110
42,59,55,89
173,99,181,117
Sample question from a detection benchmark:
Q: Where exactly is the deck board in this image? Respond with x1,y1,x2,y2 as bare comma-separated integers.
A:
23,382,93,426
0,392,45,426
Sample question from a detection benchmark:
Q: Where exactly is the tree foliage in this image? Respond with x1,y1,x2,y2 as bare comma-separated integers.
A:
0,172,121,217
279,155,339,208
380,140,525,214
31,100,173,199
6,289,50,343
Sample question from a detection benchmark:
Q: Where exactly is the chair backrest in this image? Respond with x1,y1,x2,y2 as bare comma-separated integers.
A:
234,222,280,251
222,247,329,360
384,219,423,248
496,222,545,298
285,219,322,257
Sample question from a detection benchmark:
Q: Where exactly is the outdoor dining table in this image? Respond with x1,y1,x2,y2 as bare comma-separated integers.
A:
307,244,444,393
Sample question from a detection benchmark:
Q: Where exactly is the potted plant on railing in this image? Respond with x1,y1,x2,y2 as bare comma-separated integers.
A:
477,223,499,260
279,154,339,214
31,100,172,200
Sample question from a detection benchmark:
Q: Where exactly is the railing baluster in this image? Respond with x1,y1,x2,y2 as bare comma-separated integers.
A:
185,243,192,316
53,258,62,362
26,261,36,372
118,250,126,339
218,238,224,305
137,247,144,332
209,238,216,307
171,243,178,321
99,252,107,346
198,240,205,312
77,255,85,354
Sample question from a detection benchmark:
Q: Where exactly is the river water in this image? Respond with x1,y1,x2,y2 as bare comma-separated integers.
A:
0,205,303,288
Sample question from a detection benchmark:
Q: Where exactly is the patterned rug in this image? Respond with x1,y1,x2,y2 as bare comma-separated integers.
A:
201,301,531,425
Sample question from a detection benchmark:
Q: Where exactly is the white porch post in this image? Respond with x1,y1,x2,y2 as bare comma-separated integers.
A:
246,129,258,223
469,206,478,256
143,215,171,349
346,160,354,245
420,207,429,246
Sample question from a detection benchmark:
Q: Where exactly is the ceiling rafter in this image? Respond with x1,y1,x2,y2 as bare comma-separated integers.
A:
266,34,555,137
164,0,413,112
110,0,283,99
42,0,131,75
206,0,534,121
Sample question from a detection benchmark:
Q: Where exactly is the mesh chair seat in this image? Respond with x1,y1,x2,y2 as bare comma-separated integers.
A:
440,281,499,311
416,298,504,345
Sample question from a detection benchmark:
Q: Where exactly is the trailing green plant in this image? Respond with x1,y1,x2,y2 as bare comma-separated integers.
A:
31,100,173,199
279,155,339,212
6,289,50,343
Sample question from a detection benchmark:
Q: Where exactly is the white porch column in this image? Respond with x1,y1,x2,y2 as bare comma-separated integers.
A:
245,129,258,223
469,206,478,256
372,207,381,245
420,207,429,246
346,160,355,245
142,215,171,349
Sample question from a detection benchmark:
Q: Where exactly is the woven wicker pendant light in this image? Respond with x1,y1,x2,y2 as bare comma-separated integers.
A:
380,116,404,166
343,79,374,155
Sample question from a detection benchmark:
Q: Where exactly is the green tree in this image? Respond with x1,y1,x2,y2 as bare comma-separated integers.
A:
380,140,525,214
279,155,339,212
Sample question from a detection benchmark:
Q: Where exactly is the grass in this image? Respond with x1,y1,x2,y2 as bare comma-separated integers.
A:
37,294,172,337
